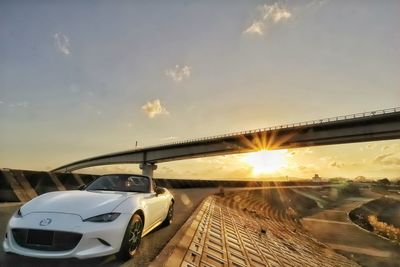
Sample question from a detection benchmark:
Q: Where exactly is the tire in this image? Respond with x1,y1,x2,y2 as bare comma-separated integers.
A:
162,201,174,226
117,213,143,261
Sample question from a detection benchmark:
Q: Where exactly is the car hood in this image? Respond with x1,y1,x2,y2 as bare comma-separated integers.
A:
21,190,136,219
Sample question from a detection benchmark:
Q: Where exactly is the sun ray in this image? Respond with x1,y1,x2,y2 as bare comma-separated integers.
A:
241,149,288,176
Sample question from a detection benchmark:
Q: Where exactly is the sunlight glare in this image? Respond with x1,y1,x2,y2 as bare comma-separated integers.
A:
242,149,288,176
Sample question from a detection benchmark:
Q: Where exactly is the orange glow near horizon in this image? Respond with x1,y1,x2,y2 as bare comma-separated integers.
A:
242,149,288,176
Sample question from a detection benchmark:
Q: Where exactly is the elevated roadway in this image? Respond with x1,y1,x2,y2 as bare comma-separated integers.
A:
52,107,400,175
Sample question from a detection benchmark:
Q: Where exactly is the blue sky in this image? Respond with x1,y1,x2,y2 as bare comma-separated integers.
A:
1,0,399,178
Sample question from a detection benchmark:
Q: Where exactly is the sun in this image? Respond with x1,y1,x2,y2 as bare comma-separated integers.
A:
242,149,288,176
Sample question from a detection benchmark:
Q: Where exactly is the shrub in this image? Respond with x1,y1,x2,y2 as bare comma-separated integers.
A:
368,215,400,243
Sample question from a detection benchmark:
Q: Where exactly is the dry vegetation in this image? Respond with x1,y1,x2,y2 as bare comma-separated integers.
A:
349,197,400,244
368,215,400,243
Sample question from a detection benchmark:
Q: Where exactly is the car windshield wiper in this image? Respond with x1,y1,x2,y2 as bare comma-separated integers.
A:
118,190,146,193
87,188,148,193
87,188,116,191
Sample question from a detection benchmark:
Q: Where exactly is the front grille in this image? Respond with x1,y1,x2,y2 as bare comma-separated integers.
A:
12,228,82,251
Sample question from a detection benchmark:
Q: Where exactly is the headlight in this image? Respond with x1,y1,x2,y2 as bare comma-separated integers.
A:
83,213,120,222
14,208,22,218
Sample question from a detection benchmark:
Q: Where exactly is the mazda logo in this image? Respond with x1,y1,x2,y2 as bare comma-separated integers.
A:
39,218,52,226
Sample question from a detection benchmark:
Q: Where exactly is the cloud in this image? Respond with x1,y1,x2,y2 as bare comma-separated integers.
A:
360,143,377,152
141,99,169,118
305,0,330,9
374,153,400,166
330,161,344,168
381,157,400,166
54,33,71,55
244,3,292,36
244,21,264,35
158,166,177,177
264,5,292,23
297,164,317,174
379,143,399,152
374,153,393,162
1,100,29,108
16,102,29,108
165,65,191,82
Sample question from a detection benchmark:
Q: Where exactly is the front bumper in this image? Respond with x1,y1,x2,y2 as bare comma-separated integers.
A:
3,212,131,259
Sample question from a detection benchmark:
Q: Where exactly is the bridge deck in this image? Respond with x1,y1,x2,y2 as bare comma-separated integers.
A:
52,107,400,172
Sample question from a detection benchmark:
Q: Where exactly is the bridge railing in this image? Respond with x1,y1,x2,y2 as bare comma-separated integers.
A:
140,107,400,150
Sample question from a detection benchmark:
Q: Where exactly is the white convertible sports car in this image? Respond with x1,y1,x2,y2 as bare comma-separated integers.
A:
3,174,174,260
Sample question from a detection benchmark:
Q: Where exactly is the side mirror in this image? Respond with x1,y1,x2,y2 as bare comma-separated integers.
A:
78,184,86,190
155,187,164,196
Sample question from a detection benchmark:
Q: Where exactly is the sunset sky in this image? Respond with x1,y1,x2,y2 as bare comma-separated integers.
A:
1,1,399,179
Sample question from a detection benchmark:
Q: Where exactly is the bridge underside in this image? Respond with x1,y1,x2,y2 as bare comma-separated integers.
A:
52,110,400,174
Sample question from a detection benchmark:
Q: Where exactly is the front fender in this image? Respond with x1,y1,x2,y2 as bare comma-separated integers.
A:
112,195,144,215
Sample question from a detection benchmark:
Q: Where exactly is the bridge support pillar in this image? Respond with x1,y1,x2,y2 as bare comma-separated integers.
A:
139,163,157,178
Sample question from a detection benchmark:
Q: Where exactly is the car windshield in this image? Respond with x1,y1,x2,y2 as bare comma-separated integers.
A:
85,175,150,193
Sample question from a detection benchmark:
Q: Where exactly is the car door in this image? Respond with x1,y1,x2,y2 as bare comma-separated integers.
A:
142,192,162,229
142,181,168,229
154,186,169,219
152,181,169,221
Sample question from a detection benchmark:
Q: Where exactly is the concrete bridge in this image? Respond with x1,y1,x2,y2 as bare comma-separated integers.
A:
52,107,400,177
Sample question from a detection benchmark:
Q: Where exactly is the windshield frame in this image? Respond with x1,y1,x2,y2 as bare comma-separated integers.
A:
84,174,151,193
